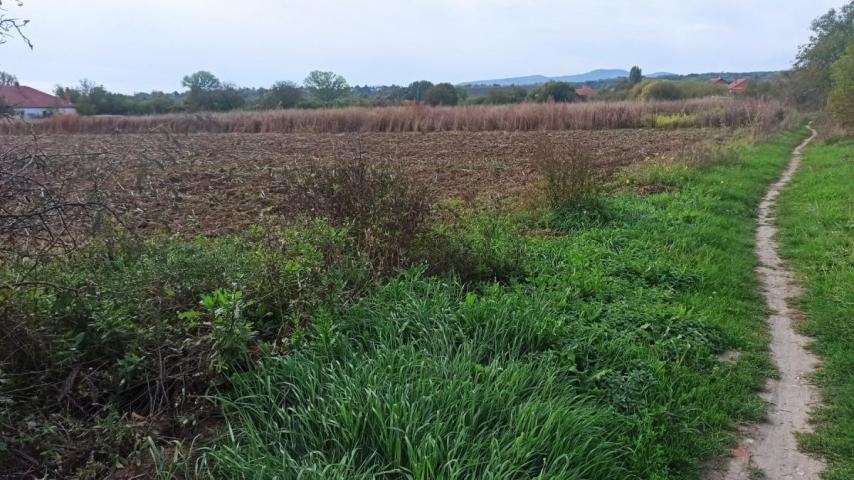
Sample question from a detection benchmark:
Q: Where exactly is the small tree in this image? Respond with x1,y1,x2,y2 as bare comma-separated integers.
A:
0,70,17,86
263,81,302,109
529,81,578,103
629,66,642,85
424,83,459,106
304,70,350,104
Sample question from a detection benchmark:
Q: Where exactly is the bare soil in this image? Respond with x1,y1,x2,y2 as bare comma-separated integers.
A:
4,129,734,235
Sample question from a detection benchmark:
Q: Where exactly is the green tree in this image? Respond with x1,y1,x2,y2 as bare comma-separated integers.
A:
424,83,459,106
304,70,350,104
638,80,682,101
629,66,642,85
262,81,302,109
406,80,434,102
0,70,17,86
529,81,578,103
182,71,222,92
828,41,854,127
792,2,854,107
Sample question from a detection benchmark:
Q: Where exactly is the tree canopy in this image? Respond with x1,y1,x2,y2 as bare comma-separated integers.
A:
304,71,350,104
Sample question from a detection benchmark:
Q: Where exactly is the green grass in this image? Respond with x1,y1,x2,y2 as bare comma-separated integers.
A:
776,137,854,480
197,129,811,479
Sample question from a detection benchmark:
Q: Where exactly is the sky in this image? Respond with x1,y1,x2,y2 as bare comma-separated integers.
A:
0,0,848,94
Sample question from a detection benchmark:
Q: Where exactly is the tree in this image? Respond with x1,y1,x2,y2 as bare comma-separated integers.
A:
182,71,222,92
629,66,642,85
424,83,459,106
529,81,578,103
827,41,854,127
638,80,682,101
0,0,31,48
406,80,434,102
0,70,17,86
262,81,302,109
304,70,350,104
792,2,854,107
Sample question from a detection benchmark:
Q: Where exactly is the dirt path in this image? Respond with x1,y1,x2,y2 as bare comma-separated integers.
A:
709,125,824,480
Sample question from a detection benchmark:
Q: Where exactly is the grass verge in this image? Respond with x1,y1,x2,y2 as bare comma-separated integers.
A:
776,137,854,480
197,129,810,479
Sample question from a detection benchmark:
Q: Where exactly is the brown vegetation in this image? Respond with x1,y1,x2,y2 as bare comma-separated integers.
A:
0,98,787,135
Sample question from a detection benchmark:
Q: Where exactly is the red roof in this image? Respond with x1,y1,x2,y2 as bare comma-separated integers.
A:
0,85,75,108
576,86,597,97
728,79,750,93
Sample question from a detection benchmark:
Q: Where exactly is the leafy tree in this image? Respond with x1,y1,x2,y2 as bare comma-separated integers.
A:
629,66,642,85
529,81,578,103
0,70,17,86
637,80,682,101
405,80,434,102
827,41,854,127
424,83,459,106
792,2,854,107
182,71,222,92
304,70,350,104
262,81,302,109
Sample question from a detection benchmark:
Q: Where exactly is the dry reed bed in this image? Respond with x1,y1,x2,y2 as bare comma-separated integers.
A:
0,98,785,135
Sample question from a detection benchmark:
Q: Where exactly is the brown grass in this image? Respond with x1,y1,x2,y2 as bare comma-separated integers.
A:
0,98,789,135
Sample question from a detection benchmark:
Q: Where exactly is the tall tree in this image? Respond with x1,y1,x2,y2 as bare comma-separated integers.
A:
792,2,854,107
304,70,350,104
262,81,302,109
405,80,434,102
629,66,643,85
182,71,222,92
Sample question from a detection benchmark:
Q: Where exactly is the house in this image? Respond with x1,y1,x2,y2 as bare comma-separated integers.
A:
575,86,597,98
0,85,77,119
709,77,729,86
727,78,750,94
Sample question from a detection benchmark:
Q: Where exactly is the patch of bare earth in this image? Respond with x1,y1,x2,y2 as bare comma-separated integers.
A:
3,129,733,236
707,126,824,480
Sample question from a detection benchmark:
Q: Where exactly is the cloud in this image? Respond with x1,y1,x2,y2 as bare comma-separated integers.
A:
1,0,848,93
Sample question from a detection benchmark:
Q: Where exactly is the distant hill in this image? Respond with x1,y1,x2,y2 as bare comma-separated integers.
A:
462,69,630,86
461,69,782,87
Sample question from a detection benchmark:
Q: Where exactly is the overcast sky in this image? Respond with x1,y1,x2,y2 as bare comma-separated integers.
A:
0,0,847,93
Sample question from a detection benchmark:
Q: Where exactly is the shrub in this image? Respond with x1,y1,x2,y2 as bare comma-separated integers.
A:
532,139,601,208
424,83,460,106
282,154,431,275
637,80,683,101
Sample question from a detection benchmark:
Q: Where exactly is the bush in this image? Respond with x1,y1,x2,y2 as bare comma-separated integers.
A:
424,83,460,106
282,154,431,275
636,80,682,101
532,139,601,208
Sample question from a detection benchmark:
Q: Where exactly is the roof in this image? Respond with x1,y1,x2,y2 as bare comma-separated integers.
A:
575,86,597,97
728,79,750,91
709,77,728,85
0,85,75,108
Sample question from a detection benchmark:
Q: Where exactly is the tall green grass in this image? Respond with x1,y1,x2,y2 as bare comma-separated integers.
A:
199,130,810,479
777,138,854,480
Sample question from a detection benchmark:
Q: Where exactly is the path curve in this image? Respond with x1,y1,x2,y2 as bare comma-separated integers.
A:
710,125,825,480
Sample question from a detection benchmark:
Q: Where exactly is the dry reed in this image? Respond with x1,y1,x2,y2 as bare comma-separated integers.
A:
0,98,789,135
